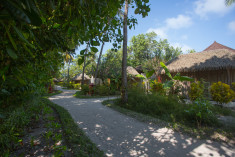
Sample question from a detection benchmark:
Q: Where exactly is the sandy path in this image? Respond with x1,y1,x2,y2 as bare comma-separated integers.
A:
49,88,235,157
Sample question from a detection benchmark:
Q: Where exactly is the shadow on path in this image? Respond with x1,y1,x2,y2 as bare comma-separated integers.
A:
49,87,235,157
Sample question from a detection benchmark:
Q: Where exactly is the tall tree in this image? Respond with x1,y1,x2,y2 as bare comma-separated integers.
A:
122,0,129,103
95,42,105,81
82,44,89,85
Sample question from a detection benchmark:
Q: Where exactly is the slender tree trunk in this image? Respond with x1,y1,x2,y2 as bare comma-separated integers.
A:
67,59,71,85
121,0,128,103
82,44,89,85
94,42,105,83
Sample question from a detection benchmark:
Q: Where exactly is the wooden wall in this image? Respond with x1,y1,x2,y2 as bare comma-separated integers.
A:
159,68,235,97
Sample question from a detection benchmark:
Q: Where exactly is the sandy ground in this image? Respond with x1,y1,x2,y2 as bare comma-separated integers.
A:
49,87,235,157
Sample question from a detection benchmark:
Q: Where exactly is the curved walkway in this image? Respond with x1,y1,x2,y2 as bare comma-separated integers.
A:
49,88,235,157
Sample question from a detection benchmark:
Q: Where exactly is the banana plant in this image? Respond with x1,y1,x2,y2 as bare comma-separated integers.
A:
160,62,194,89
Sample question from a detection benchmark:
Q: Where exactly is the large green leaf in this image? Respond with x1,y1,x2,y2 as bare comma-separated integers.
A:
163,80,174,89
13,26,35,48
6,47,17,59
78,56,84,65
90,47,98,52
146,70,155,78
174,76,194,82
80,49,86,55
160,62,172,79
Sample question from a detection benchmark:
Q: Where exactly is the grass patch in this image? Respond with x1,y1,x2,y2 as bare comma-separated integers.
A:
43,90,63,98
74,90,118,99
42,98,104,156
103,88,235,143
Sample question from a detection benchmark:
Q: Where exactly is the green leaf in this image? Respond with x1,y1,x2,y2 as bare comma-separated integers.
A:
78,56,84,65
163,80,174,89
160,62,172,79
5,26,17,50
91,41,100,46
118,29,121,35
146,70,155,78
13,26,35,48
80,49,86,55
6,47,17,59
176,76,194,82
135,74,145,79
24,9,42,26
90,47,98,52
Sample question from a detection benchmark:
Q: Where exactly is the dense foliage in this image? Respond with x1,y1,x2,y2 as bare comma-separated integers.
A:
189,81,205,101
210,81,235,105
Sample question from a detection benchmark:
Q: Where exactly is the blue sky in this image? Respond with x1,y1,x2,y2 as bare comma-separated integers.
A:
76,0,235,55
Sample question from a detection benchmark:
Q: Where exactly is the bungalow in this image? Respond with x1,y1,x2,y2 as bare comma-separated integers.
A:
158,41,235,94
72,73,90,84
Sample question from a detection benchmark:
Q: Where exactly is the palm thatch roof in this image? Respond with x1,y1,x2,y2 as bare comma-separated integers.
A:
73,73,90,81
127,66,140,76
158,48,235,74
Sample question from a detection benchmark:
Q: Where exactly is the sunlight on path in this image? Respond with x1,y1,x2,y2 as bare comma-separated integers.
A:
49,86,235,157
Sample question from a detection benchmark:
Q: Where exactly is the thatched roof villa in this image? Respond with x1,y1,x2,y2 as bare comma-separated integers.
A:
158,41,235,93
72,73,90,84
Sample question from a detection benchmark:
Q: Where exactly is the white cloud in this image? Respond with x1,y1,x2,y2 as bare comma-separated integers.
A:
172,43,192,54
165,15,193,29
228,20,235,32
147,27,168,39
194,0,234,18
147,14,193,40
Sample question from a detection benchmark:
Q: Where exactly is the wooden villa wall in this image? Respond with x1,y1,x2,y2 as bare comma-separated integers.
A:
159,68,235,97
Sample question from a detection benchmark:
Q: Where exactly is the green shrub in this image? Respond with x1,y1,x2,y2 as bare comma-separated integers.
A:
74,83,81,89
232,82,235,91
210,81,235,105
94,85,110,96
81,84,89,95
150,80,165,95
189,81,204,101
121,87,184,122
184,98,218,127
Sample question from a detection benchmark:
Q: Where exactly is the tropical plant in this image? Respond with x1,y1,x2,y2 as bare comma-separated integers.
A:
210,81,235,105
81,85,89,95
184,98,217,127
160,62,194,89
189,81,205,101
150,80,165,95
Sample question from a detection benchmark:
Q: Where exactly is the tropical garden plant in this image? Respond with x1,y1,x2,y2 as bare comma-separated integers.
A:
210,81,235,105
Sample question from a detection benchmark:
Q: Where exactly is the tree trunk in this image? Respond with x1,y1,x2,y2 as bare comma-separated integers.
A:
94,42,105,83
121,0,128,104
67,59,71,85
82,44,89,85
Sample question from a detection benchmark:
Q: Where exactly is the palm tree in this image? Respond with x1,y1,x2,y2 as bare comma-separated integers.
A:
225,0,235,6
121,0,128,103
64,52,73,85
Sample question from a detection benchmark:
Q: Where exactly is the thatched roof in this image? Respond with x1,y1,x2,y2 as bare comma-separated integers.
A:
127,66,140,76
158,48,235,74
73,73,90,81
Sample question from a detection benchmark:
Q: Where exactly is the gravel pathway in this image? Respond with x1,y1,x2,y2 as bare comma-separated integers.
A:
49,88,235,157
